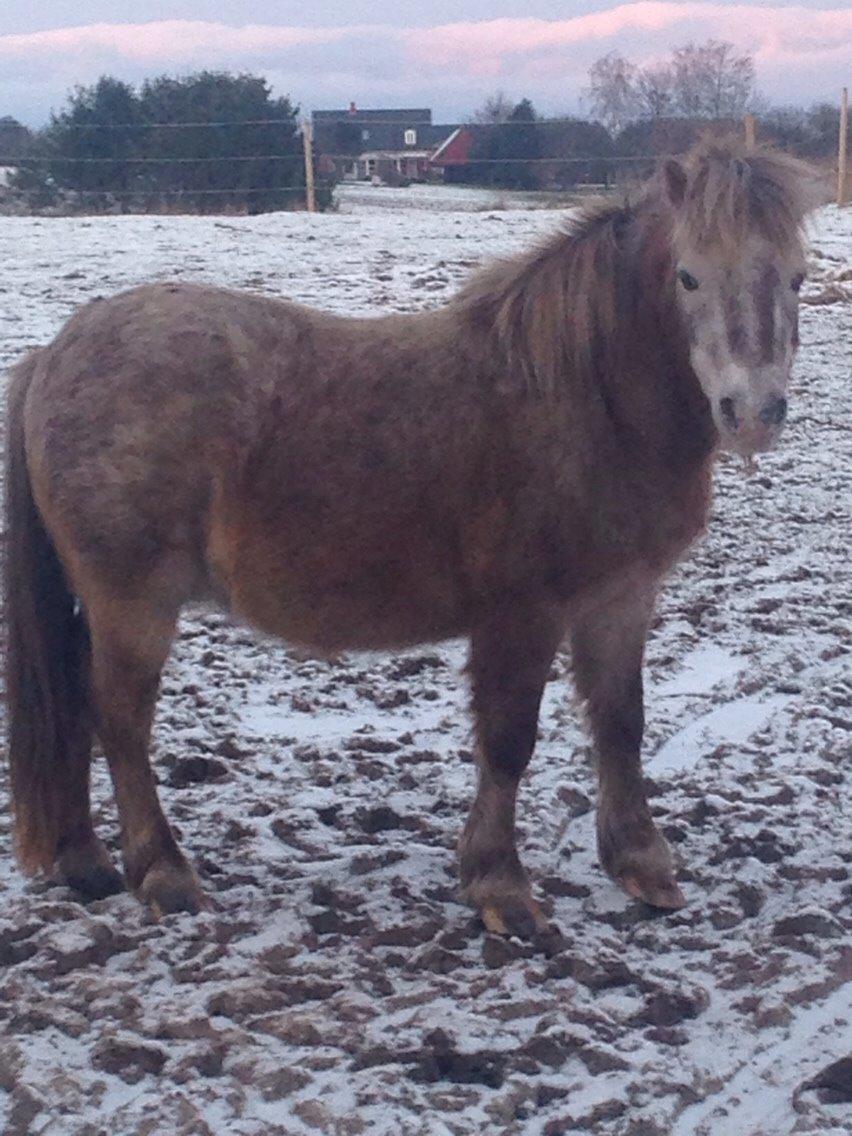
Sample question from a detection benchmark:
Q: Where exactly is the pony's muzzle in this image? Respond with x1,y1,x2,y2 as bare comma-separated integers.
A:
759,395,788,426
715,393,788,455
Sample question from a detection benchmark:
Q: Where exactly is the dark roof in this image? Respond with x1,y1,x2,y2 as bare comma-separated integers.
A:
313,108,432,124
313,113,460,156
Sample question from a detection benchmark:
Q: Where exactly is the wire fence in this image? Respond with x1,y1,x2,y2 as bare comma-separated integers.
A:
27,115,663,130
0,185,306,198
0,154,663,215
0,154,306,165
324,154,661,165
0,153,662,166
0,143,661,214
4,106,843,213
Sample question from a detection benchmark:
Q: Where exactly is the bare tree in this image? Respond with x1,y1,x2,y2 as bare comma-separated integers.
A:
472,92,516,124
586,52,639,133
587,40,758,133
636,63,675,118
671,40,756,119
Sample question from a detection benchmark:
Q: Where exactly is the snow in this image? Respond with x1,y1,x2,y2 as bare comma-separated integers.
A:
653,643,745,698
650,695,790,773
334,181,587,213
0,190,849,1136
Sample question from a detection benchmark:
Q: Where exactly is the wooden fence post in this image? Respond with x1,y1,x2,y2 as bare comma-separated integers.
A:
744,114,756,152
838,88,848,207
303,121,317,214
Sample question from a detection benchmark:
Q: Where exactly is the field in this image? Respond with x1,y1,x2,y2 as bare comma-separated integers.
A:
0,190,850,1136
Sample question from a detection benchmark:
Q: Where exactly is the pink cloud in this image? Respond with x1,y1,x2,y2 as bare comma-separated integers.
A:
405,4,701,64
403,4,852,72
0,20,356,63
3,5,850,71
0,5,849,120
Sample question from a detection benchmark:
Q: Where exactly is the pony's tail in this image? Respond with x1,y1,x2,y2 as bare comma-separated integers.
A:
5,353,90,874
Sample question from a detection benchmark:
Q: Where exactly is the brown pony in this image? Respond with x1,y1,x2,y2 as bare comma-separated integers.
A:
5,141,817,934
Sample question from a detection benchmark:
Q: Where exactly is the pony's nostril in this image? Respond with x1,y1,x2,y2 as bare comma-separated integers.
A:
759,395,788,426
719,397,738,429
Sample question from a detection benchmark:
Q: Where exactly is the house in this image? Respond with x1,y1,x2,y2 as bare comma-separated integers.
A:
0,163,22,208
428,126,477,174
312,104,458,183
0,116,29,194
430,119,615,189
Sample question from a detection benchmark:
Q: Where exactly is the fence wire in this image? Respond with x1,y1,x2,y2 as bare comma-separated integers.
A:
0,154,304,165
0,114,689,213
0,153,661,167
39,115,653,130
0,185,306,198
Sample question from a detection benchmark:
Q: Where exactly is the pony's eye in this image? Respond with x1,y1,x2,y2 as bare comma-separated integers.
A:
791,273,805,293
678,269,699,291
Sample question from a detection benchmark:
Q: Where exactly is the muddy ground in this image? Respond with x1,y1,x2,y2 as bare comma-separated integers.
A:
0,198,849,1135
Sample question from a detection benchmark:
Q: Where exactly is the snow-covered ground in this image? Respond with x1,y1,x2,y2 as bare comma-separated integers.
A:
0,195,849,1136
334,181,587,213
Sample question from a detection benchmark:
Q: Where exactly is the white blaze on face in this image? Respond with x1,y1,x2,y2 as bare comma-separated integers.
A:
671,234,804,456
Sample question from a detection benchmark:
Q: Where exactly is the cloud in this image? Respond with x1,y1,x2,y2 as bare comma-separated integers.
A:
1,4,849,123
403,4,852,76
0,20,355,62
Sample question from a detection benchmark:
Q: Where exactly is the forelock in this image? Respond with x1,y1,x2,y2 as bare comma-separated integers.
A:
668,139,822,259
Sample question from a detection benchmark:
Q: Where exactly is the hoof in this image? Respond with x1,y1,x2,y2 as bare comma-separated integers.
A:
480,895,548,939
138,861,208,917
56,838,125,901
621,873,686,910
459,821,547,939
599,819,686,910
462,865,548,940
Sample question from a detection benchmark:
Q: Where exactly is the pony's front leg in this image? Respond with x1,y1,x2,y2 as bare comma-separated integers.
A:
570,582,685,909
460,606,564,937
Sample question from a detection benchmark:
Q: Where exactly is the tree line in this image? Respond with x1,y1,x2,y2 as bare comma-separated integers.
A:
3,72,330,214
461,40,845,191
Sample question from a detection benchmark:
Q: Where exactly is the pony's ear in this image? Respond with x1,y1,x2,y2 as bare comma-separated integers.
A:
663,158,687,207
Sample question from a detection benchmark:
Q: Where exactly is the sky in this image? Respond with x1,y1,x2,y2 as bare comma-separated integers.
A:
1,2,849,126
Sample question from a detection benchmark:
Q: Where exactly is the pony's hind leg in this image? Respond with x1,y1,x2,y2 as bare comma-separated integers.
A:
460,606,564,938
53,709,124,900
86,591,206,915
570,580,685,909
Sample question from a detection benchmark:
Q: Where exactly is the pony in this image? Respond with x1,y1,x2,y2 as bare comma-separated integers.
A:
5,140,818,934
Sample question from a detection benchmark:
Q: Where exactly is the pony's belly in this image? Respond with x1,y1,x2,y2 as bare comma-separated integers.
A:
217,539,468,652
235,579,466,652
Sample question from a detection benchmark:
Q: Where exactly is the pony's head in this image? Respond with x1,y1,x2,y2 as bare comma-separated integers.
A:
661,142,820,456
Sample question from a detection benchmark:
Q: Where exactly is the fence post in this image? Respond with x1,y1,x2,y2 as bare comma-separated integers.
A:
838,88,848,207
302,121,317,214
744,114,756,152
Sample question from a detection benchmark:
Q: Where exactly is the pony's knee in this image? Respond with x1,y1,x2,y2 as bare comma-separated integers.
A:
478,710,539,781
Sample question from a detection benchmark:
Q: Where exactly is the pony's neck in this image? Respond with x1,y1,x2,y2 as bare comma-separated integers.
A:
455,202,717,471
608,211,717,470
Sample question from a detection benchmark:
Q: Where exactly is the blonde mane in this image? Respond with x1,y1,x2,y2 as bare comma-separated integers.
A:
455,137,822,399
670,139,822,255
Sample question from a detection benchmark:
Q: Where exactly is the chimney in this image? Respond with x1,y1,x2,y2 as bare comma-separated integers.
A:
348,101,357,116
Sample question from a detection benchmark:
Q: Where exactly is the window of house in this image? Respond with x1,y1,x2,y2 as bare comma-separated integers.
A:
404,129,417,146
362,129,370,142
